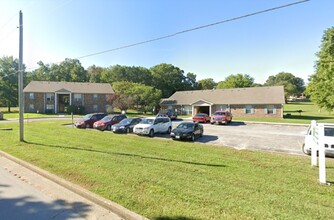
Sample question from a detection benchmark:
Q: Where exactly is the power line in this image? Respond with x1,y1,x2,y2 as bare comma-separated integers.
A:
75,0,310,60
21,0,310,72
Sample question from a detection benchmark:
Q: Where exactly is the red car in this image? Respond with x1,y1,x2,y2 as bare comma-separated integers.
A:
211,110,232,125
93,114,127,131
75,113,107,128
192,113,211,123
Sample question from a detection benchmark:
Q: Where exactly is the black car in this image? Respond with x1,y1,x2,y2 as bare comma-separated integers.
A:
170,122,203,141
111,117,142,133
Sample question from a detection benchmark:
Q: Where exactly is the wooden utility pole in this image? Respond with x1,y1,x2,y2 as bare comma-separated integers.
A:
18,10,24,141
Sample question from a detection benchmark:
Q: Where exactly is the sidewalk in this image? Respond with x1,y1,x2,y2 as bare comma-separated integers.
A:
0,151,148,220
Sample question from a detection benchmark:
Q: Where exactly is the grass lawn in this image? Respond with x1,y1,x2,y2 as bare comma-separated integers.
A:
0,120,333,219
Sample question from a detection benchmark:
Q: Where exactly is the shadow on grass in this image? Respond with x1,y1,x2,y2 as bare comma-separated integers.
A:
283,115,334,121
25,141,226,168
154,216,200,220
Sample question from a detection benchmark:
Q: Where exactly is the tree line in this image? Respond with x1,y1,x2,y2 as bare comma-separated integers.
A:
3,26,334,113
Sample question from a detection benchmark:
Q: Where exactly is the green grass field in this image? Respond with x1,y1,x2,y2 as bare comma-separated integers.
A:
0,120,333,219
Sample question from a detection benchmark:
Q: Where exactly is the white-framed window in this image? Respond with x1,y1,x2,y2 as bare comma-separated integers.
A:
93,94,98,99
46,93,54,101
93,104,98,111
46,104,54,110
216,105,228,111
245,105,254,114
29,93,35,100
265,105,276,114
74,94,82,102
182,105,192,115
29,104,35,111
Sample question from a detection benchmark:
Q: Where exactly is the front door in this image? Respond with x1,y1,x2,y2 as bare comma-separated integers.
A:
58,94,70,113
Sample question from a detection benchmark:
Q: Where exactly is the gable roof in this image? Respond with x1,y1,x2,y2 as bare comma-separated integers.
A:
161,86,285,105
23,81,114,94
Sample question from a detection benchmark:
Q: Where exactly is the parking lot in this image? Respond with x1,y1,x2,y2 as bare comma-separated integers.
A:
158,120,308,156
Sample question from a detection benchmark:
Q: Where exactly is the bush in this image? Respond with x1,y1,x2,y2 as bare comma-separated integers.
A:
67,105,85,114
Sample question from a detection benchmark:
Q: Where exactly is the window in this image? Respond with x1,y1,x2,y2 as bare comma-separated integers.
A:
245,105,254,114
265,105,276,115
93,94,98,99
46,104,54,110
46,93,54,101
182,105,192,115
29,104,35,111
93,104,98,112
29,93,35,100
216,105,228,111
74,94,82,102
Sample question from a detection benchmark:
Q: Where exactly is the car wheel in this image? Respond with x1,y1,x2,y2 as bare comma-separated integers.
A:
85,124,90,129
191,133,195,142
107,125,111,131
302,143,311,155
126,127,130,133
167,127,171,134
149,129,154,137
200,131,203,137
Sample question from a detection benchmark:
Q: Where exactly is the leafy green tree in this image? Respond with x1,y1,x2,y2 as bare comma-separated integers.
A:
150,63,188,98
87,65,105,83
217,74,254,89
306,27,334,111
264,72,304,98
197,78,216,90
0,56,23,111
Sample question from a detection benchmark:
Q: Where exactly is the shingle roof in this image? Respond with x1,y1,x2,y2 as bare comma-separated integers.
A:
23,81,114,94
162,86,285,105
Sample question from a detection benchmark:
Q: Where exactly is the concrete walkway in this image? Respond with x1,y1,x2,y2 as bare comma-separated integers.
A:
0,151,148,220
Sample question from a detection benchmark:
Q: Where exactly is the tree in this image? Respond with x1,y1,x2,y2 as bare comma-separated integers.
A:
150,63,187,98
87,65,105,83
112,94,135,112
0,56,22,111
217,74,254,89
264,72,304,98
197,78,216,90
306,27,334,111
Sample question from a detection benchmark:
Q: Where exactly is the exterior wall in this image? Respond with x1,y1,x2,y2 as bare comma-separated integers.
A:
230,104,282,118
24,92,45,113
82,94,109,113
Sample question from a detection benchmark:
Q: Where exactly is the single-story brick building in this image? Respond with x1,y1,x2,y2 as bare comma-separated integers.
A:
160,86,285,118
23,81,114,114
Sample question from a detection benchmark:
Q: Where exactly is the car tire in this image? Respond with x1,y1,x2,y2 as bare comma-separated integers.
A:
107,125,111,131
126,127,130,133
85,124,90,129
167,127,171,134
302,143,311,155
200,131,203,137
191,133,195,142
149,129,154,137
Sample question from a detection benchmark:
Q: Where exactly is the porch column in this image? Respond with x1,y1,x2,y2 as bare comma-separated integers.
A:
55,93,58,114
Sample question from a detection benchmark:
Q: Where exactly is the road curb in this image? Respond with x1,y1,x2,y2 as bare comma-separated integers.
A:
0,150,149,220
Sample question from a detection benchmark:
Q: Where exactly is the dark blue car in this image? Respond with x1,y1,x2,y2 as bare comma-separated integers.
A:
170,122,203,141
111,118,142,133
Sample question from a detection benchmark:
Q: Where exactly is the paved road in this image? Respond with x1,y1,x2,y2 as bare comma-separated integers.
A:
0,153,129,220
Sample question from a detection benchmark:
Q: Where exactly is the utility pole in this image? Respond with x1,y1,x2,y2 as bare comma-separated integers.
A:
18,10,24,141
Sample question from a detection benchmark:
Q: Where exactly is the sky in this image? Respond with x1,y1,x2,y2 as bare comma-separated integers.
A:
0,0,333,84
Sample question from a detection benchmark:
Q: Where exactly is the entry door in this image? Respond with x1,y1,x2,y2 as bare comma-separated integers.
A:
58,94,70,113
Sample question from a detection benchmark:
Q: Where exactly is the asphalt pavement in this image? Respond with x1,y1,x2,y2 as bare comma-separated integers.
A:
0,151,147,220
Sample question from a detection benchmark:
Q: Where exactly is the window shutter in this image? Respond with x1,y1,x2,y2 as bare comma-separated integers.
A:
273,107,277,114
251,107,254,114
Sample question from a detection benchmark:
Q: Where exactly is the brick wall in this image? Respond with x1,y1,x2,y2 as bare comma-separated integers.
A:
24,93,45,113
230,104,282,118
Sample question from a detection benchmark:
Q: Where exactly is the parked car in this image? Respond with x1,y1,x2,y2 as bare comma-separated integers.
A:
157,109,177,120
211,110,232,125
133,116,172,137
111,117,142,133
170,122,203,141
302,122,334,156
93,114,127,131
192,113,211,123
75,113,107,128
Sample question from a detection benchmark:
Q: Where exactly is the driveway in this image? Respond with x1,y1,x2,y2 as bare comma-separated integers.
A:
170,120,308,155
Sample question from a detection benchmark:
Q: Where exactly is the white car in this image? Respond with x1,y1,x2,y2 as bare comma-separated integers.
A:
133,117,172,137
302,123,334,155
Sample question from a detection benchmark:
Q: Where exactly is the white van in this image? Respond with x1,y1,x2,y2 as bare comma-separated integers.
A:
133,117,172,137
302,123,334,155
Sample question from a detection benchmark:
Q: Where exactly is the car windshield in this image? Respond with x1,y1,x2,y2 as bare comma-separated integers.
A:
214,112,226,116
101,116,112,122
325,127,334,137
83,114,93,119
177,123,194,129
195,114,206,117
141,118,154,124
119,118,131,125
